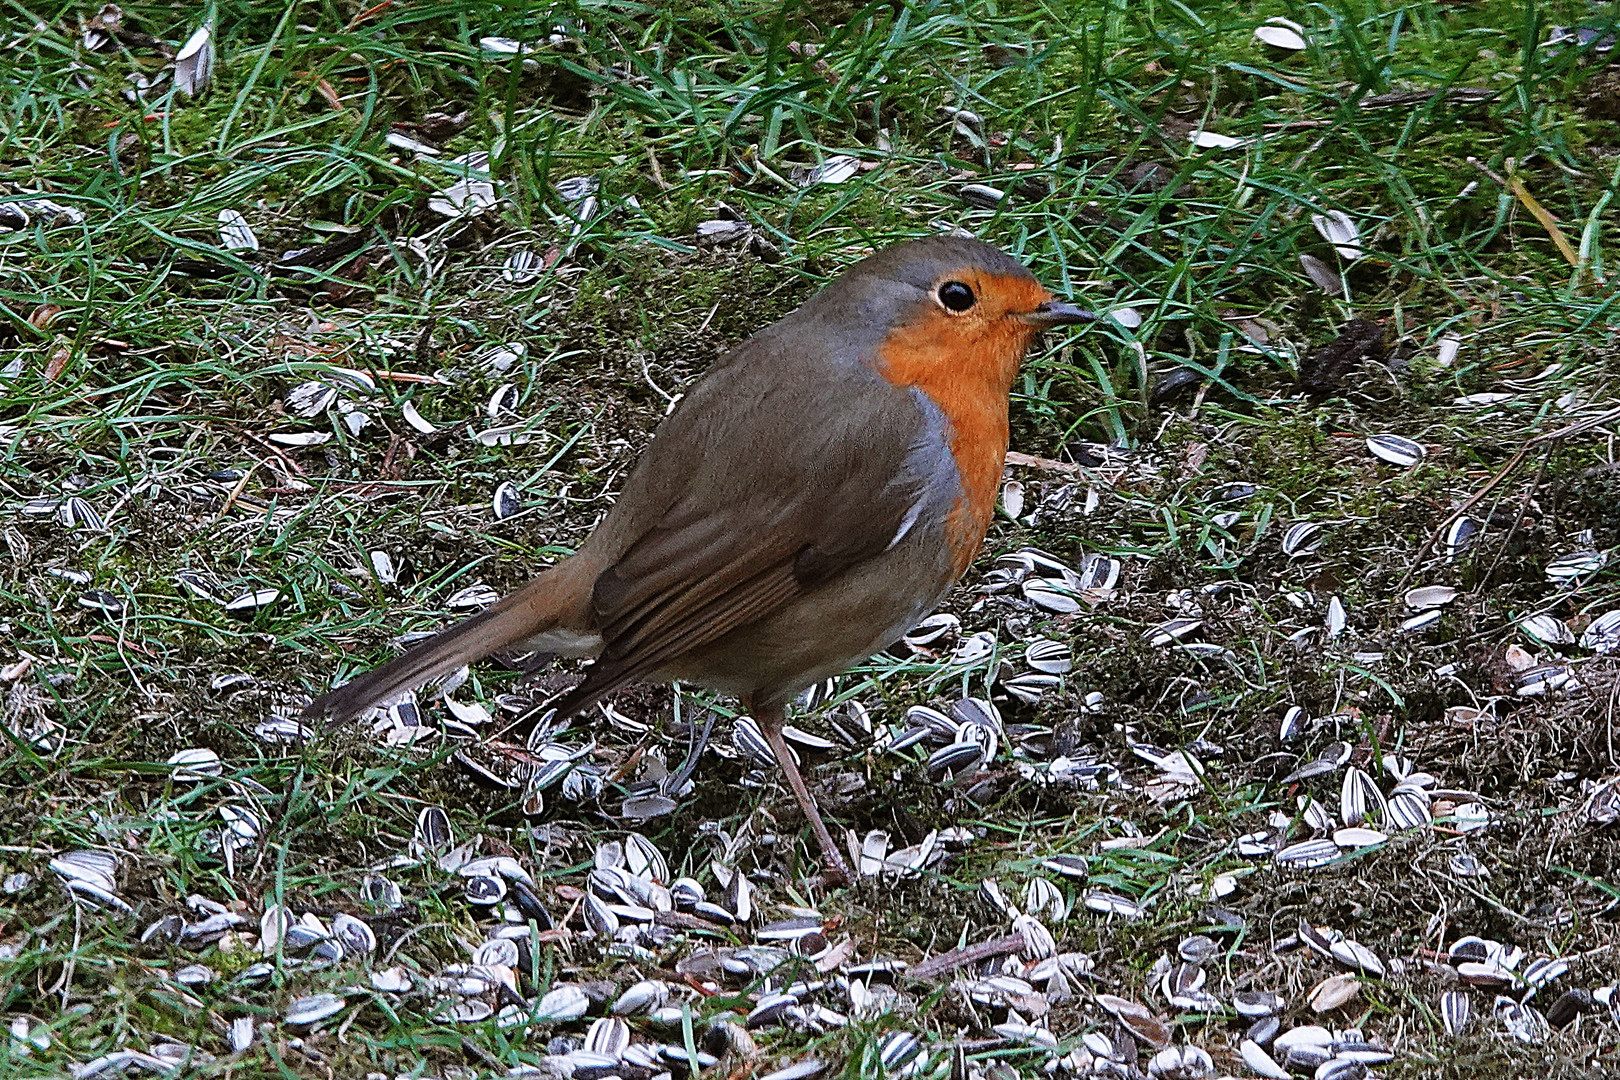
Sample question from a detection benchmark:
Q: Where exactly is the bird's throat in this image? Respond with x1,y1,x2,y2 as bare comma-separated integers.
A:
876,322,1032,576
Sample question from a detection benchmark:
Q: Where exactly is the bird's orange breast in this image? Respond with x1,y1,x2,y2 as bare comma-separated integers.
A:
876,311,1040,578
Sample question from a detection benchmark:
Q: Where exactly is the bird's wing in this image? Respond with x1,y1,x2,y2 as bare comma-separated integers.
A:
554,346,951,711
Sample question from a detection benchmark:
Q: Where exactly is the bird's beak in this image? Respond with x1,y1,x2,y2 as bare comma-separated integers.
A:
1020,300,1097,328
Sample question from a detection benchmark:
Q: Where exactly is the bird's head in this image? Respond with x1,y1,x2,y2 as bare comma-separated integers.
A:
830,235,1093,392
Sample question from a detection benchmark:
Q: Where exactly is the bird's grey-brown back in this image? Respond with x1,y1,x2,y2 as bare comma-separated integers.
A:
554,254,984,709
574,237,1002,569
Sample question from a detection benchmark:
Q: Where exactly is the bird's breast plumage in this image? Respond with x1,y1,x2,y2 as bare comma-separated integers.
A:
875,320,1025,578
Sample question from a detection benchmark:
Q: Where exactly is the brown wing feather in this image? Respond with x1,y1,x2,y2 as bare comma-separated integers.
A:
552,346,944,717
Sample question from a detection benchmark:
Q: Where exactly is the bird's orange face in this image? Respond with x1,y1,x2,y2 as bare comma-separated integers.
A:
876,269,1061,391
876,266,1083,575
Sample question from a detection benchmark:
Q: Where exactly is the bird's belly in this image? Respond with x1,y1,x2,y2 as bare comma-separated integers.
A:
661,527,958,708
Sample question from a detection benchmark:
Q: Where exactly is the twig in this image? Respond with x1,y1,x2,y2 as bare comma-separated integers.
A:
645,145,670,190
1395,446,1530,595
213,459,263,522
1004,450,1080,475
906,932,1025,979
1398,402,1620,594
1479,446,1552,591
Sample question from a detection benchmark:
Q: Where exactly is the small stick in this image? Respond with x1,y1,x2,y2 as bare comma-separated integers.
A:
1397,402,1620,594
906,932,1026,979
1479,446,1552,591
357,368,448,385
1395,446,1529,595
1004,450,1080,474
645,145,670,190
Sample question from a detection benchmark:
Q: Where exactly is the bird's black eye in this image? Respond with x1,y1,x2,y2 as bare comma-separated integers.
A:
937,280,976,312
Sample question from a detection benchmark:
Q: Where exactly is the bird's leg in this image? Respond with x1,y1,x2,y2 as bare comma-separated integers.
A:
753,702,851,884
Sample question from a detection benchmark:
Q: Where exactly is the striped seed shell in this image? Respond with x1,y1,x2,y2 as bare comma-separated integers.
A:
1581,610,1620,653
1368,433,1425,467
1521,613,1574,645
1282,521,1324,557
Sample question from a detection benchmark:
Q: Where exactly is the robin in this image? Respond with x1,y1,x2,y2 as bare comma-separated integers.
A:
306,235,1093,881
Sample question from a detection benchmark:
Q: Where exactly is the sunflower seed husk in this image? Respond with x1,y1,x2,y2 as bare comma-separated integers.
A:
437,585,499,614
696,219,750,245
1146,618,1202,647
1083,891,1145,919
1434,333,1463,367
1521,613,1574,645
1233,990,1283,1018
1190,130,1248,150
1405,585,1457,609
978,876,1016,916
430,171,498,218
800,155,861,187
1386,791,1431,830
502,249,542,285
1299,253,1343,293
1546,551,1607,580
1450,801,1491,832
167,747,222,781
1024,638,1071,674
951,630,995,666
1307,973,1361,1013
1443,516,1480,560
1340,767,1385,826
612,979,670,1016
1516,665,1573,696
584,1016,631,1058
1095,994,1171,1047
1000,672,1056,704
1329,938,1386,976
962,183,1005,209
1280,705,1306,741
1367,434,1424,467
535,984,591,1022
1241,1039,1291,1080
1331,827,1387,850
1273,1024,1333,1053
224,588,280,616
1254,17,1307,51
1274,839,1340,869
286,993,345,1026
905,612,959,649
1079,554,1120,592
1311,209,1361,258
400,400,436,434
1282,522,1324,557
492,482,520,519
758,1061,826,1080
174,24,215,96
1582,610,1620,653
331,912,375,956
877,1030,923,1071
1022,578,1080,613
1440,990,1471,1034
1106,306,1143,330
1001,480,1025,518
386,130,440,157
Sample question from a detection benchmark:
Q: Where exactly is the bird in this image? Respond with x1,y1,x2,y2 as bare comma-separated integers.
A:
305,235,1093,881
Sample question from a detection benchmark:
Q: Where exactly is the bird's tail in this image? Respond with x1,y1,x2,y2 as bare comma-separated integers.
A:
304,560,593,723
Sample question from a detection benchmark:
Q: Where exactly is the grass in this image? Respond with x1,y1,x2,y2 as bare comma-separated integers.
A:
5,0,1620,1076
